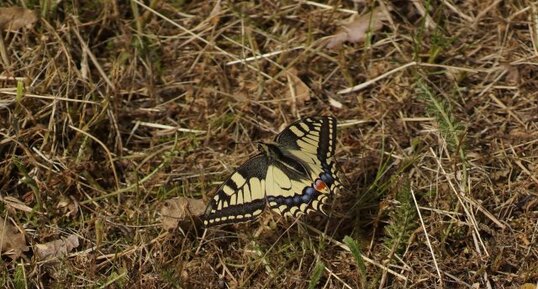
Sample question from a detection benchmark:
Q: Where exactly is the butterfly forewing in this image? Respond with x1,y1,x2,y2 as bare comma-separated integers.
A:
203,155,268,226
275,116,337,162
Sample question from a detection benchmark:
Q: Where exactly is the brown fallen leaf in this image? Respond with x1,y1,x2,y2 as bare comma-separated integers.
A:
56,195,79,217
34,234,79,260
0,217,28,259
160,197,206,230
326,6,388,49
286,67,311,108
0,7,37,31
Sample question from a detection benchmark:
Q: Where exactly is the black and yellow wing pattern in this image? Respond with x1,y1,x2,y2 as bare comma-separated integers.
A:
203,116,341,227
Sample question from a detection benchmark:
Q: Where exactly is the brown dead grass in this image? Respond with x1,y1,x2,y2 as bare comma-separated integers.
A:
0,0,537,288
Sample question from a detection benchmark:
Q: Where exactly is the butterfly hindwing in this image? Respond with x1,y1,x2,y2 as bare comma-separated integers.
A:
203,155,268,226
269,116,341,217
265,163,324,218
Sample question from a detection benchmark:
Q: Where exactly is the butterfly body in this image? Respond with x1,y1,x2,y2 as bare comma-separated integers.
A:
258,142,311,181
204,116,341,227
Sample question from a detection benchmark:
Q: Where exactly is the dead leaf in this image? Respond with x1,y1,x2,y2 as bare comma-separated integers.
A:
326,6,388,49
56,196,79,217
0,217,28,259
160,197,206,230
0,7,37,31
286,67,311,107
34,234,79,260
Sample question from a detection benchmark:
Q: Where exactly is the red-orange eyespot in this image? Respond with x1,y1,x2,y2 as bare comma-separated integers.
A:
314,179,327,191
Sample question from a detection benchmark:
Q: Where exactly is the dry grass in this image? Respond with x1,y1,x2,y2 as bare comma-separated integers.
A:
1,0,537,288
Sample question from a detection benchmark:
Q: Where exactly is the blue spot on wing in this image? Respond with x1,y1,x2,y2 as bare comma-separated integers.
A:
267,183,322,213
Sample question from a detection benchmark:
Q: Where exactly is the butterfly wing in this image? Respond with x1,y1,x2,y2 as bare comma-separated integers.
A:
203,155,268,226
275,116,337,166
268,116,341,216
265,161,325,218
